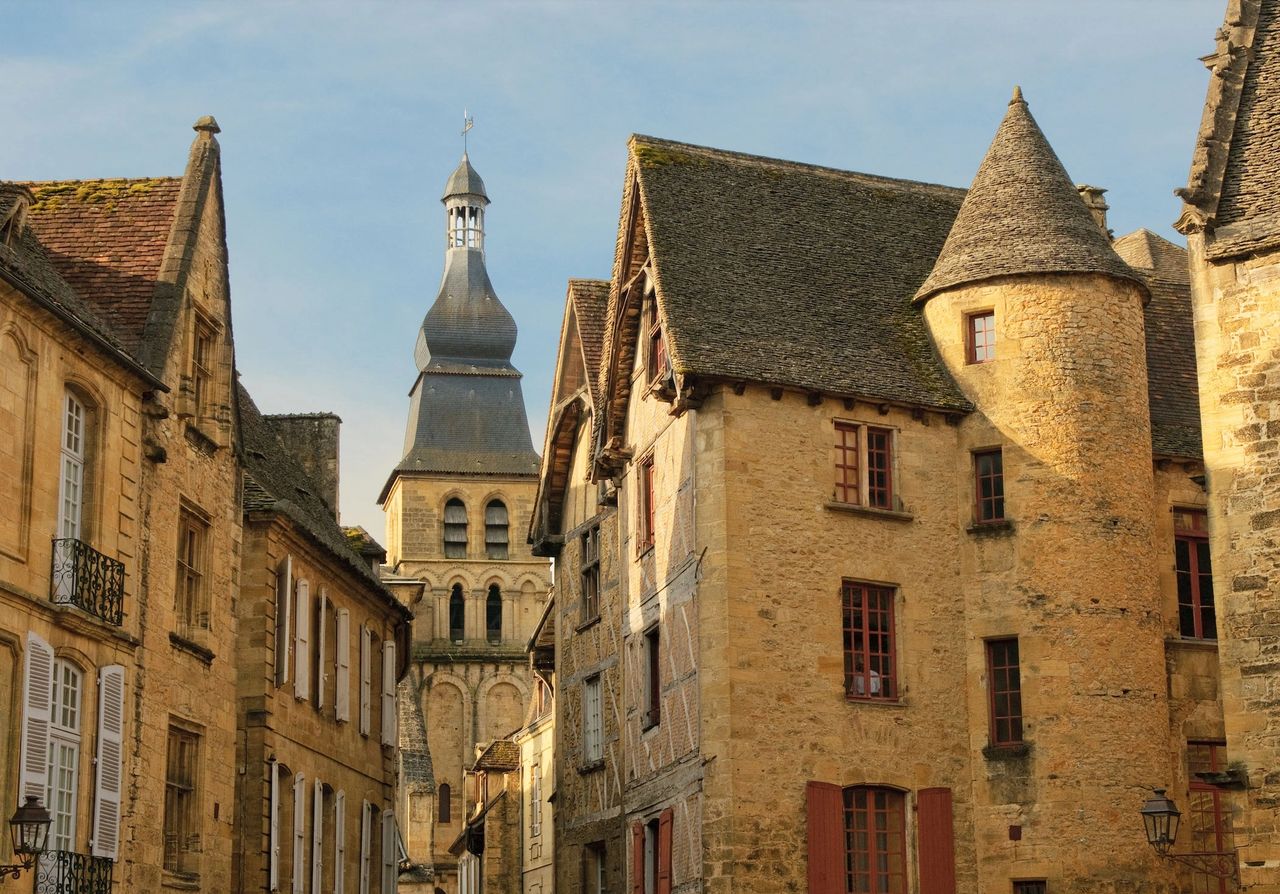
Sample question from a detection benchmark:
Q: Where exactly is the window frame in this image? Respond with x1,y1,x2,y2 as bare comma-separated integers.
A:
646,296,667,386
841,580,898,702
986,637,1023,747
164,724,201,877
438,782,452,824
966,309,996,364
484,499,510,561
643,625,661,731
583,674,603,765
1174,508,1216,640
176,505,211,634
449,583,466,642
581,525,601,621
57,389,88,543
973,448,1006,524
638,455,656,554
832,420,896,511
843,785,907,893
190,311,218,422
1012,882,1047,894
1187,740,1232,894
443,498,468,559
486,584,503,645
583,841,606,894
46,658,82,853
529,763,542,838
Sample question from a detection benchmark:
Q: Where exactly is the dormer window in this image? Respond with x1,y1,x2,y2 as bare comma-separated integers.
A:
448,205,484,250
191,311,217,420
646,297,668,385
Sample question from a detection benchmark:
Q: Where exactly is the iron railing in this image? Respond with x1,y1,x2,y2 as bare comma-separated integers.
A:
35,849,114,894
50,538,124,626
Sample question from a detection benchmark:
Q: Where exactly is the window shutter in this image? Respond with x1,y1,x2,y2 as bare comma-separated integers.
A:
335,790,346,894
336,609,351,722
631,821,644,894
312,778,324,892
317,593,328,709
657,808,673,894
917,787,957,894
381,641,397,746
293,773,306,894
806,781,844,894
19,631,55,805
295,580,311,700
359,799,372,894
381,809,397,893
276,556,293,686
269,762,281,891
91,664,126,859
360,627,372,736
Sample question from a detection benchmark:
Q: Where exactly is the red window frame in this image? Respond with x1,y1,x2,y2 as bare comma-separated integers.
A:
967,310,995,364
1175,509,1216,640
646,298,667,384
639,456,656,552
843,786,906,893
1188,741,1232,894
834,422,860,505
842,581,896,701
974,448,1005,523
865,427,893,509
986,638,1023,746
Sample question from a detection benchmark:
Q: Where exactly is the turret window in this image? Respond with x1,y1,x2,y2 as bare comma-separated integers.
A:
485,500,509,560
444,499,467,558
967,310,996,364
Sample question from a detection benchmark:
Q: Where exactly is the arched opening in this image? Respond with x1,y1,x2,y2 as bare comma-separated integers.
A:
485,500,509,560
449,584,465,642
443,499,467,559
438,783,451,824
486,585,502,644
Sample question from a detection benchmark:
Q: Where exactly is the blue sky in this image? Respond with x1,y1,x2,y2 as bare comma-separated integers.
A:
1,1,1221,537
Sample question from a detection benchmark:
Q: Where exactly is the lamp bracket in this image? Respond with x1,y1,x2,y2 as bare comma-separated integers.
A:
1160,849,1239,882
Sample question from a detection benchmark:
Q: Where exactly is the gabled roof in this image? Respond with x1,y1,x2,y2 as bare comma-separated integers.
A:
568,279,609,392
612,134,972,412
1113,229,1203,459
472,738,520,772
914,88,1146,303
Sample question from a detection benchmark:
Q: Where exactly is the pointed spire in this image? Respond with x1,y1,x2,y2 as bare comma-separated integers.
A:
442,153,488,202
914,88,1145,304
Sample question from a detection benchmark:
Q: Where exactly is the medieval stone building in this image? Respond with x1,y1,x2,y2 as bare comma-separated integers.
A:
382,155,552,894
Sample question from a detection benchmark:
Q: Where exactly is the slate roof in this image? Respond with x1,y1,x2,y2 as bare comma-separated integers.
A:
443,153,489,201
568,279,609,394
1113,229,1203,459
628,135,971,411
914,89,1146,304
399,679,434,793
472,738,520,771
19,178,183,354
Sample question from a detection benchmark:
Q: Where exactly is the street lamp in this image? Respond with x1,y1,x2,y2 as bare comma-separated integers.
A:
2,796,51,881
1140,788,1237,882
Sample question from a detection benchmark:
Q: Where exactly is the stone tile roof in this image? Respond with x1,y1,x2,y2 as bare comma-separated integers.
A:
915,89,1146,304
568,279,609,392
472,738,519,771
398,679,434,793
627,135,972,411
1113,229,1203,459
19,178,183,354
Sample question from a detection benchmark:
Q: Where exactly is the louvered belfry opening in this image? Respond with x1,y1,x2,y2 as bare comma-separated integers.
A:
485,500,509,560
444,499,467,558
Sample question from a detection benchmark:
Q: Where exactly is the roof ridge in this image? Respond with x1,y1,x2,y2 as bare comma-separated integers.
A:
16,176,182,186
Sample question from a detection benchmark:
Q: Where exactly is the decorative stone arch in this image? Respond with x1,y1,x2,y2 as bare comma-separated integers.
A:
0,323,37,562
422,673,473,727
50,643,94,677
475,673,530,744
422,675,473,778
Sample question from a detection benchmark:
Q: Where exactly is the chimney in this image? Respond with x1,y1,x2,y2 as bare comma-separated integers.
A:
264,413,342,519
1075,184,1112,241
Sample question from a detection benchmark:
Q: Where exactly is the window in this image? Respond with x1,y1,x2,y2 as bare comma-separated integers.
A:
275,557,293,687
987,638,1023,746
833,422,895,510
449,584,465,642
581,525,600,620
1188,742,1232,894
530,764,542,837
448,204,483,250
486,584,503,644
176,507,210,633
191,313,216,419
633,811,672,894
444,499,467,559
974,449,1005,523
646,297,668,385
484,500,510,560
967,310,995,363
844,787,906,893
639,456,656,552
583,675,602,764
1013,883,1047,894
46,659,82,852
842,581,896,700
164,726,200,875
583,841,606,894
1175,509,1216,639
438,783,451,824
644,626,661,729
57,389,87,542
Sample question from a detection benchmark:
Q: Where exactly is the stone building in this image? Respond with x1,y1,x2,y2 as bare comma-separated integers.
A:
381,154,552,893
1177,0,1280,886
530,93,1225,890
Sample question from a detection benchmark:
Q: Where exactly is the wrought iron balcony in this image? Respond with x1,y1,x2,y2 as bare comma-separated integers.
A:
35,849,114,894
50,538,125,626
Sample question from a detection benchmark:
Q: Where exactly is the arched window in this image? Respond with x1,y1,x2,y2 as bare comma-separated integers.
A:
438,783,451,824
444,499,467,559
485,500,509,560
449,584,465,642
46,659,82,852
58,389,87,543
486,585,503,644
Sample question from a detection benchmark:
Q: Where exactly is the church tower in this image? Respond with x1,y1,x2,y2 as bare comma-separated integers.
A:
381,153,550,893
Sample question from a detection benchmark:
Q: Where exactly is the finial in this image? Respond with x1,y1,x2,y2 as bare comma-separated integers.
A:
193,115,221,135
1010,85,1025,106
462,109,474,154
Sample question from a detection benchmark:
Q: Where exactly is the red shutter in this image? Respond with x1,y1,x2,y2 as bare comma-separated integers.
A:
917,787,957,894
657,808,673,894
632,821,644,894
806,781,844,894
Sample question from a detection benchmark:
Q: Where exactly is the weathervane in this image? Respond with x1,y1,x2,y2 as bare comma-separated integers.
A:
462,109,474,154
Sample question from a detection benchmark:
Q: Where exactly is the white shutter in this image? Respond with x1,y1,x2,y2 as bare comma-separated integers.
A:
91,664,125,859
293,773,306,894
312,779,324,892
295,580,311,701
381,641,396,746
269,762,281,891
335,791,346,894
19,631,55,805
336,610,351,723
276,556,293,686
316,593,328,710
381,809,397,893
359,799,372,894
359,627,371,736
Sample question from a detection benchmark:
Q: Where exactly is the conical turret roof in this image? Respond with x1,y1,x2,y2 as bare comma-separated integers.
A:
914,87,1146,304
442,153,488,202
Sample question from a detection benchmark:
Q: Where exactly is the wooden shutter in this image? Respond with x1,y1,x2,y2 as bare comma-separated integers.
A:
807,781,844,894
19,631,55,805
335,790,346,894
91,664,125,859
360,627,372,736
269,762,281,891
359,799,372,894
316,592,328,709
293,773,306,894
381,809,397,892
631,821,644,894
295,580,311,700
276,556,293,686
336,609,352,722
312,778,324,892
381,641,397,746
657,808,673,894
917,787,957,894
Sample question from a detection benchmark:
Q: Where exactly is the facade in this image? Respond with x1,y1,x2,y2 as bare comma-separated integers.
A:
518,598,556,894
383,154,552,893
531,98,1226,892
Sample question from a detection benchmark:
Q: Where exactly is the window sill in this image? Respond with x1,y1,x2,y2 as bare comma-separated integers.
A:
637,542,655,558
1166,636,1219,651
162,871,201,890
824,501,913,522
576,614,602,634
183,422,220,455
578,759,605,775
844,694,904,707
967,519,1015,536
641,718,660,733
169,631,215,665
983,742,1030,761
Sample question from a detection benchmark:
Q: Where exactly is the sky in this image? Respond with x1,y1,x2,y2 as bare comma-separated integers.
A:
1,0,1223,539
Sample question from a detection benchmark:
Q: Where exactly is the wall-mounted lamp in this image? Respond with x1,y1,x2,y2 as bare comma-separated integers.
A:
1140,788,1237,881
1,796,51,882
